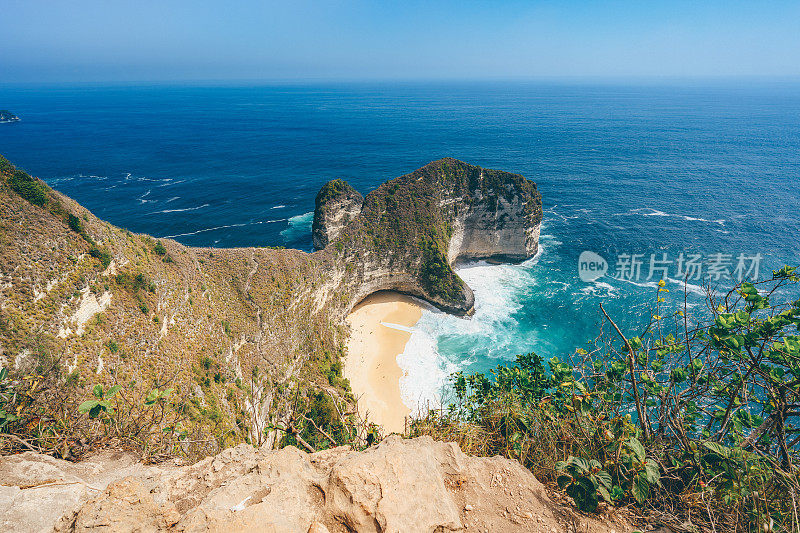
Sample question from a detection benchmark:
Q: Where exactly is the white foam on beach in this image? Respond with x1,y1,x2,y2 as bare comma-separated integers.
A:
396,244,545,415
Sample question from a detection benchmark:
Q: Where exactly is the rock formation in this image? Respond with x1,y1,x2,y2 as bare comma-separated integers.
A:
314,158,542,315
0,436,632,532
312,179,364,250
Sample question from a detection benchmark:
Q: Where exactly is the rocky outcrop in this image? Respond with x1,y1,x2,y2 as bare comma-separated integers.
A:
314,158,542,315
0,111,20,123
312,179,363,250
0,436,632,533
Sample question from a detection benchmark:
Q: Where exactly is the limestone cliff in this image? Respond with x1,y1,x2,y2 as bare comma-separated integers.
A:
313,158,542,315
0,155,541,457
0,436,632,533
312,179,363,250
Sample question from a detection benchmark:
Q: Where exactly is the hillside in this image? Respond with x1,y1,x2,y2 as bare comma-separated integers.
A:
0,155,542,459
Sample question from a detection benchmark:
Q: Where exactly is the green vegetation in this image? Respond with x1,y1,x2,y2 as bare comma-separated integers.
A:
78,384,121,419
8,169,48,206
89,245,112,268
414,267,800,532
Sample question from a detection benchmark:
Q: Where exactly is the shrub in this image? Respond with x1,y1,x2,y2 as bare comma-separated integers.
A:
88,246,112,268
413,266,800,531
67,214,83,234
8,170,48,206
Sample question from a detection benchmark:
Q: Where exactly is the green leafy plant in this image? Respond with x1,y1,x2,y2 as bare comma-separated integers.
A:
8,169,48,206
144,387,173,406
0,368,18,431
556,456,612,512
78,384,121,419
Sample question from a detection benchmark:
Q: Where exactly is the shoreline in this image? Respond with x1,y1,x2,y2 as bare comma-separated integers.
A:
344,291,423,434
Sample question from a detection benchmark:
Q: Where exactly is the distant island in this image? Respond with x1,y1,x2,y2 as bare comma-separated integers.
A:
0,110,20,123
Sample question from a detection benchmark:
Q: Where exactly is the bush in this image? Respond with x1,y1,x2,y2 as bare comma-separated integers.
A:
8,170,48,206
67,214,84,234
413,267,800,531
88,246,111,268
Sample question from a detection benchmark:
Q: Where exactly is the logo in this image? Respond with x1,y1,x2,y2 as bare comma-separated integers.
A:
578,251,608,282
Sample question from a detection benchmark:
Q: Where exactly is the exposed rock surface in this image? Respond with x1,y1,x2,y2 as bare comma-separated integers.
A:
0,437,632,533
315,158,543,315
313,179,364,250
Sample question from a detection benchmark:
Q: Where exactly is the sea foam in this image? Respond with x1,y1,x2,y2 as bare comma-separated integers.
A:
396,244,544,416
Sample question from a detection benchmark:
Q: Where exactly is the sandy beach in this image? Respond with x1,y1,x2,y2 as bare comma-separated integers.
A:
345,291,423,434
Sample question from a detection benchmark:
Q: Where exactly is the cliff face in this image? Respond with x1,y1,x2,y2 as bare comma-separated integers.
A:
312,180,363,250
0,155,541,457
0,436,631,533
313,158,543,315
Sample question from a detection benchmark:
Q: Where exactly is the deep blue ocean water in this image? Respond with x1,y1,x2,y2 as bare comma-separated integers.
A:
2,81,799,409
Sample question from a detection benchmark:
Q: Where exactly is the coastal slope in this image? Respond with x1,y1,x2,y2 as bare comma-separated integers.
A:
0,155,541,455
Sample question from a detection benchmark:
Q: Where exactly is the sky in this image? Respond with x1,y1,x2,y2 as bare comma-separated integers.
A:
2,0,800,83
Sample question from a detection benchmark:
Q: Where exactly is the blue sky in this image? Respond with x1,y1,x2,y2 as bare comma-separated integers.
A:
2,0,799,82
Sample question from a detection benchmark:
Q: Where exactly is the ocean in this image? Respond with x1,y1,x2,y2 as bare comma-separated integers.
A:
2,81,799,411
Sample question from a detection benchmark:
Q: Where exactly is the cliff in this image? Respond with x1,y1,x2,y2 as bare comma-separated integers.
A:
313,158,542,315
0,436,632,532
0,155,541,458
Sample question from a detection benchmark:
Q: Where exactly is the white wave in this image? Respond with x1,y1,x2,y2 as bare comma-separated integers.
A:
137,189,156,204
619,208,725,226
150,203,209,214
158,179,186,187
580,280,618,296
161,218,287,239
398,247,545,414
397,324,457,416
617,275,707,296
665,277,707,296
166,196,180,203
162,223,248,239
280,211,314,241
271,204,286,209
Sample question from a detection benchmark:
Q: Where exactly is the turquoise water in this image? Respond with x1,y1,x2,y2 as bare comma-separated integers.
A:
2,81,799,409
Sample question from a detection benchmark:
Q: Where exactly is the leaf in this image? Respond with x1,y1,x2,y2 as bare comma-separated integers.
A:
92,384,103,399
631,473,649,503
145,389,159,405
628,437,646,462
88,404,103,419
597,485,611,502
78,400,99,413
596,469,613,488
644,459,661,485
106,384,121,398
701,440,730,459
556,474,572,488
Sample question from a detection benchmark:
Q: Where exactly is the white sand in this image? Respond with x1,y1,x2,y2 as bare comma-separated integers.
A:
345,291,422,434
